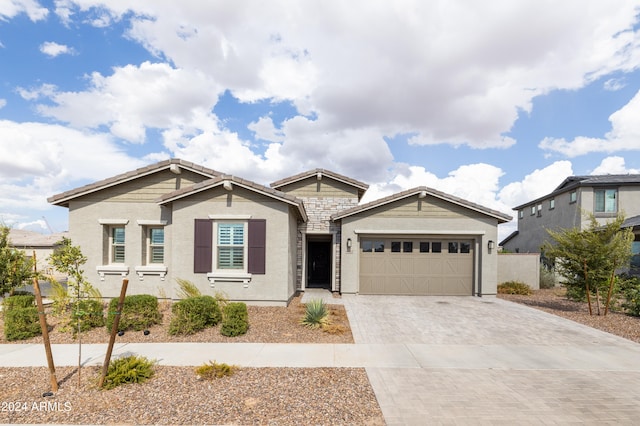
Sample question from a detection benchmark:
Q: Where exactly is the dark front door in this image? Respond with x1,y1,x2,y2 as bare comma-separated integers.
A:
307,240,332,289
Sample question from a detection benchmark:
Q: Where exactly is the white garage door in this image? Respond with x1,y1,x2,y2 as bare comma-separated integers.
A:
359,238,474,295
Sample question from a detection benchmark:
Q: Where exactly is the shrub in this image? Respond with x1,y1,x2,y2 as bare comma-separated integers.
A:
539,266,557,289
195,361,238,379
300,299,328,328
169,295,222,335
620,275,640,317
69,299,104,334
220,302,248,337
175,278,202,299
105,294,162,332
497,281,532,295
2,294,35,311
4,307,41,341
101,355,156,390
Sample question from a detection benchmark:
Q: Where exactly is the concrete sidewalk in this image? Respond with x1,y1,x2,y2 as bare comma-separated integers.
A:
2,339,640,370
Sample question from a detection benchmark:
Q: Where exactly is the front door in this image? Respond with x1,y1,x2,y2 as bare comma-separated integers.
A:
307,240,332,289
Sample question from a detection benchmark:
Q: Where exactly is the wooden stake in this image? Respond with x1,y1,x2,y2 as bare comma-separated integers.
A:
99,278,128,388
31,252,58,392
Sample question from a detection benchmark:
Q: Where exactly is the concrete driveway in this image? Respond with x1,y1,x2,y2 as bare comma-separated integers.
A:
342,295,640,425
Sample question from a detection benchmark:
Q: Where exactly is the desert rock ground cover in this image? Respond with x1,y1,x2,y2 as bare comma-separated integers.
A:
1,289,639,424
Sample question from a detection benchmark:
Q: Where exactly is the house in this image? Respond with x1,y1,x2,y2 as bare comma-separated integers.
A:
48,159,511,305
8,229,68,279
500,175,640,265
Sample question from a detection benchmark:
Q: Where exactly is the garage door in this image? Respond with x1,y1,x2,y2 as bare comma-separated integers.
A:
359,238,474,295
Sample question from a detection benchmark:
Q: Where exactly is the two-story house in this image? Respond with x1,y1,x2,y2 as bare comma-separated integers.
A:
500,175,640,271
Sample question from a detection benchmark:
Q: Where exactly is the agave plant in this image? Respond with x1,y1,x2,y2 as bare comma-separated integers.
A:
300,298,329,328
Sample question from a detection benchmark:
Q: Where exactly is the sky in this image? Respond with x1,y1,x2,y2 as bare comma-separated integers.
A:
1,0,640,242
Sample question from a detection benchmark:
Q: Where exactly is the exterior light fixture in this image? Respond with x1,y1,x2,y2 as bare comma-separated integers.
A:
488,240,495,250
346,238,352,251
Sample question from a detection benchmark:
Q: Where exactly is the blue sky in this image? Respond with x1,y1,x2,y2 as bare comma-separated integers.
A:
1,0,640,241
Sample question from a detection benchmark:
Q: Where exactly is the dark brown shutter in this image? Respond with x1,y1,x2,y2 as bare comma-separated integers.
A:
194,219,212,273
248,219,266,274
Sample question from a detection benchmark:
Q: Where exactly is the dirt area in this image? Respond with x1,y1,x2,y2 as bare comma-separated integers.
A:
498,287,640,344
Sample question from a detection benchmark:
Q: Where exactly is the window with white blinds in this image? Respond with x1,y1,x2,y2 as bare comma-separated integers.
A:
217,223,245,269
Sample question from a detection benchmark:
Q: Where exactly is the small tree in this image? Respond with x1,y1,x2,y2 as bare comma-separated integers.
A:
48,237,101,303
543,214,634,315
0,225,34,297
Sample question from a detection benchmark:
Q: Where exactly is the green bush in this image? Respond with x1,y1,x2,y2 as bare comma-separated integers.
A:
169,295,222,335
101,355,156,390
300,298,329,328
105,294,162,332
220,302,248,337
497,281,532,295
195,361,238,379
69,299,104,334
3,294,35,311
4,307,41,341
539,266,557,289
620,275,640,316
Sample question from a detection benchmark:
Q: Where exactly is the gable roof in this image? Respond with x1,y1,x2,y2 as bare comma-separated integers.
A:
331,186,512,223
270,168,369,200
513,174,640,210
157,175,308,221
622,215,640,230
48,159,221,207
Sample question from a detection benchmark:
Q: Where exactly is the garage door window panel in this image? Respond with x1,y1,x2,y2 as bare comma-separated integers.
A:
432,242,442,253
419,242,430,253
448,242,459,253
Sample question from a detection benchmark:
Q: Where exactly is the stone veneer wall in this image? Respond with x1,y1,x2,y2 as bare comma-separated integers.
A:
296,197,359,291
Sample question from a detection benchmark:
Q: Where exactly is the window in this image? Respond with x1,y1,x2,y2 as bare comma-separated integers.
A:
391,241,401,252
362,240,384,253
530,206,536,215
595,189,617,213
448,242,459,253
148,228,164,264
460,242,471,254
419,242,430,253
217,223,245,269
519,210,524,219
537,204,542,217
549,198,555,210
569,191,577,203
403,242,413,253
432,242,442,253
111,226,125,263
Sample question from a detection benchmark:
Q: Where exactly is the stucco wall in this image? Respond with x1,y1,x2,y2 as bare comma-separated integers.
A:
497,253,540,290
338,195,501,296
169,186,298,305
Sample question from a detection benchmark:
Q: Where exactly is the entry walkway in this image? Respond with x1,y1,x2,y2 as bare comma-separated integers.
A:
1,295,640,425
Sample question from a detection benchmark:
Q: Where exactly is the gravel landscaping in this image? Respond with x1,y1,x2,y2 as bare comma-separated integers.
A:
498,287,640,344
2,289,639,425
0,294,385,425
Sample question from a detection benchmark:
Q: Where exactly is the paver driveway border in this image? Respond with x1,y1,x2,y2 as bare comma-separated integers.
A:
341,294,640,425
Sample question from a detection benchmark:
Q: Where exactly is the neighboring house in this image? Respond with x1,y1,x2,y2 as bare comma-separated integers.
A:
48,159,511,305
8,229,68,278
500,175,640,266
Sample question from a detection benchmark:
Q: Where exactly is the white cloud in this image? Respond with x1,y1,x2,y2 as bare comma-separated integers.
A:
0,0,48,21
603,77,626,91
35,62,223,143
497,161,574,210
40,41,76,57
590,156,640,175
0,99,6,109
248,116,284,143
45,0,638,152
0,120,144,212
540,89,640,156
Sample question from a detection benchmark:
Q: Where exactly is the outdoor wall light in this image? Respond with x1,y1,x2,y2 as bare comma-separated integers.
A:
346,238,352,249
488,240,495,250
